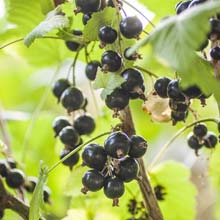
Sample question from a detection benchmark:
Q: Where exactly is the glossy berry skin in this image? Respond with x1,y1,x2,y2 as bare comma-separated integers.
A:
75,0,101,13
60,87,84,112
52,116,71,137
210,46,220,60
52,79,71,101
59,126,80,146
82,13,92,25
120,16,143,39
82,144,107,170
187,133,203,150
99,26,117,44
24,176,38,193
74,114,95,135
65,30,83,51
169,99,189,112
182,85,202,99
104,177,125,199
82,170,105,191
171,110,188,122
204,132,217,148
121,68,144,92
105,88,129,111
101,50,122,72
154,77,171,98
167,80,185,101
6,169,25,189
175,1,192,14
116,157,139,182
193,124,207,138
0,160,8,177
85,61,101,81
188,0,207,8
60,149,80,167
104,132,131,158
129,135,147,158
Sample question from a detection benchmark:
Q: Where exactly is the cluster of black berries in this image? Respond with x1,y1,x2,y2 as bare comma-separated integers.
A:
52,78,96,170
80,131,147,206
175,0,220,52
187,123,218,155
154,77,210,125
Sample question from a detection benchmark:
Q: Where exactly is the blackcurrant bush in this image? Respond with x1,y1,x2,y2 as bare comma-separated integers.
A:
175,1,192,14
52,116,71,137
59,126,80,146
82,143,107,170
82,170,105,192
104,177,125,199
101,50,122,72
204,132,217,148
121,68,144,92
193,123,207,138
75,0,101,13
6,169,25,189
120,16,143,39
171,110,188,123
82,13,92,25
52,78,71,101
116,157,139,182
182,85,202,99
188,0,207,8
99,26,118,45
104,132,131,158
167,80,185,101
124,47,141,60
210,46,220,60
187,133,203,154
43,186,51,203
74,114,95,135
60,87,84,113
24,176,38,193
60,149,80,167
105,88,129,112
129,135,147,158
85,61,101,81
154,77,171,98
65,30,83,51
0,160,8,177
169,99,189,112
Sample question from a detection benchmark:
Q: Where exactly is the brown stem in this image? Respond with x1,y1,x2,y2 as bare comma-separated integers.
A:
120,106,163,220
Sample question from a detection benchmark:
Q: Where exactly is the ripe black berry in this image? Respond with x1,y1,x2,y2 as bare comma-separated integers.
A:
120,16,143,39
82,143,107,170
99,26,118,45
101,50,122,72
129,135,147,158
104,132,131,158
59,126,80,146
65,30,83,51
6,169,25,189
182,85,202,99
43,186,51,203
60,87,84,113
85,61,101,81
82,13,92,25
210,46,220,60
167,80,185,101
193,123,207,138
209,18,220,39
0,160,8,177
175,1,192,14
24,176,38,193
52,78,71,101
52,116,71,137
82,170,105,192
74,114,95,135
187,133,203,154
154,77,171,98
171,110,188,123
60,149,80,167
204,132,217,148
116,157,139,182
169,99,189,112
75,0,101,14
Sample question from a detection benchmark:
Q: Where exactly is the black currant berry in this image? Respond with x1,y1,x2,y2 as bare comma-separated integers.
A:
210,46,220,60
74,114,95,135
171,110,188,123
82,170,105,192
120,16,143,39
121,68,144,92
104,132,131,158
104,177,125,199
182,85,202,99
24,176,38,193
169,99,189,112
193,123,207,138
154,77,171,98
204,132,217,148
167,80,185,101
82,13,92,25
124,47,141,60
188,0,207,8
82,143,107,170
85,61,101,81
52,78,71,101
175,1,192,14
65,30,83,51
75,0,101,14
60,87,84,113
6,169,25,189
59,126,80,146
129,135,147,158
60,149,80,167
209,18,220,39
187,133,203,155
43,186,51,203
105,88,129,112
52,116,71,137
101,50,122,72
116,157,139,182
0,160,8,177
99,26,118,45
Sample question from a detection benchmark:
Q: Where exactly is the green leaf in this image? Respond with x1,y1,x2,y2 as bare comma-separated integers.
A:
130,1,220,104
29,164,48,220
150,161,197,220
40,0,55,15
93,72,125,100
24,9,69,47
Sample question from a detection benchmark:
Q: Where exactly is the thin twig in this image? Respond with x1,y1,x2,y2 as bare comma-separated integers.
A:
134,65,158,78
